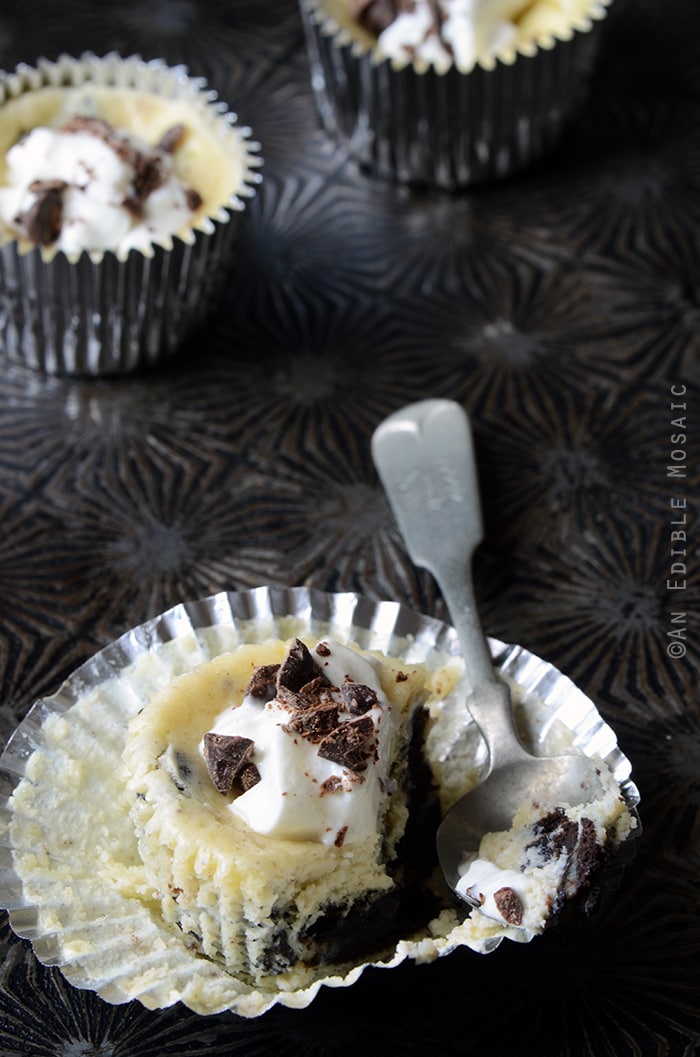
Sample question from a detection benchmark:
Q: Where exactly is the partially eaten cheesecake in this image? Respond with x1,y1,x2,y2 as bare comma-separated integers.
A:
1,589,639,1016
123,636,437,988
455,774,636,937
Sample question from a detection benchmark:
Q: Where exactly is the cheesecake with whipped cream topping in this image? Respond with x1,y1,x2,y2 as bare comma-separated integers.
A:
0,114,201,256
123,636,436,986
0,84,242,259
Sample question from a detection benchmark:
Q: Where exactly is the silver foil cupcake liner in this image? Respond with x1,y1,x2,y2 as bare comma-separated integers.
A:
0,52,262,375
299,1,613,189
0,586,640,1017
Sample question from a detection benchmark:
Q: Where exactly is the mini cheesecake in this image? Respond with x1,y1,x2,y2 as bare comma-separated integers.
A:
122,636,438,988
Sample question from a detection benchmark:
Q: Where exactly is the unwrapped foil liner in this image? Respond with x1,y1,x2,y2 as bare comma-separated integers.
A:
0,53,262,375
298,0,613,189
0,587,640,1017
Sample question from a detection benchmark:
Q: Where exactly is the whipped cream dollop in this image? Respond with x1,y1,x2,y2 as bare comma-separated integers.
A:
354,0,553,72
0,116,202,256
200,639,399,846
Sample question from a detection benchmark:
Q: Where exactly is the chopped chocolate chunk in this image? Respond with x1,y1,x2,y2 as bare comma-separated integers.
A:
21,184,65,246
133,153,166,200
318,715,376,772
494,887,524,926
237,761,261,793
395,670,408,682
246,663,280,699
276,684,304,711
278,639,319,692
352,0,399,36
122,195,143,220
157,122,187,153
203,732,256,796
284,701,339,743
334,826,349,848
297,674,334,706
315,641,331,657
186,187,203,212
340,681,378,715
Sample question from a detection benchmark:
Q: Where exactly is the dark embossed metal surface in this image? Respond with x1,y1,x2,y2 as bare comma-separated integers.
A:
0,0,698,1053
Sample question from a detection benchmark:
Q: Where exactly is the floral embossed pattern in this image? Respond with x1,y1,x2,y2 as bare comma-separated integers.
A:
0,0,698,1054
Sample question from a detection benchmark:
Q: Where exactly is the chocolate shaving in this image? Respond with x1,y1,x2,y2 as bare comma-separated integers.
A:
340,681,378,715
315,641,332,657
318,715,376,772
246,663,280,699
494,887,524,926
334,826,349,848
203,732,259,796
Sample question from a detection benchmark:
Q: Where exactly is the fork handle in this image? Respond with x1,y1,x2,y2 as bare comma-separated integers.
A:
372,400,524,758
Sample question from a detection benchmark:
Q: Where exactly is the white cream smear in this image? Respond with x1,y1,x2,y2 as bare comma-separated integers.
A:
0,122,199,256
199,640,399,845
